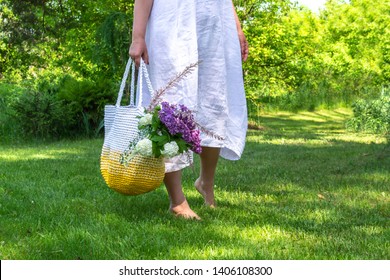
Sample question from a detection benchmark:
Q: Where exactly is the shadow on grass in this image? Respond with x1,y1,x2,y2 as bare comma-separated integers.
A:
254,109,355,140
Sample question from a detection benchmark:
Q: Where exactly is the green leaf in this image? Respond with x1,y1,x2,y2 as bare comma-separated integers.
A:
151,134,170,146
152,141,161,158
176,139,189,153
151,112,161,131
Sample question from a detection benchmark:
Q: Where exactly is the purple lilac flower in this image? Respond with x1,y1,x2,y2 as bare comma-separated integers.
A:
159,102,202,154
191,130,202,154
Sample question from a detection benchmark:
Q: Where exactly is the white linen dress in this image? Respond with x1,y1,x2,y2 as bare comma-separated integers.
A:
142,0,248,172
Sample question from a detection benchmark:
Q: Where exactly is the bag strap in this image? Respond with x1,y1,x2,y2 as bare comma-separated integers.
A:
116,58,154,107
139,59,154,106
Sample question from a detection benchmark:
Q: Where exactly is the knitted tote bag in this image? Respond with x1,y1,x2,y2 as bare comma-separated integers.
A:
100,58,165,195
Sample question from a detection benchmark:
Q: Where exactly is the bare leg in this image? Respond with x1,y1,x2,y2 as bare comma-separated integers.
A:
164,170,201,220
195,147,220,207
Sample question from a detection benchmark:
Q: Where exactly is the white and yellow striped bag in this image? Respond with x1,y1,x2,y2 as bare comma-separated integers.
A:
100,59,165,195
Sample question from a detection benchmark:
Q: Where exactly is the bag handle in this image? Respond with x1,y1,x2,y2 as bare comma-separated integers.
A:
116,58,154,107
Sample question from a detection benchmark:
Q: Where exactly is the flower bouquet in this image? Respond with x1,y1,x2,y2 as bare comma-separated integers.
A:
120,62,202,166
120,101,202,164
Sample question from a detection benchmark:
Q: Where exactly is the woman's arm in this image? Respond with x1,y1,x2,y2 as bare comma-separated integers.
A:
129,0,154,66
232,2,249,62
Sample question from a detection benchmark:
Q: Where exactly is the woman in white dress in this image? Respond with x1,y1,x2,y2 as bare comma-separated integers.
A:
129,0,248,220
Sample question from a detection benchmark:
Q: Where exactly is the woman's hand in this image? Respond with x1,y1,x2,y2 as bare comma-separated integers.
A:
129,0,153,67
129,38,149,67
237,29,249,62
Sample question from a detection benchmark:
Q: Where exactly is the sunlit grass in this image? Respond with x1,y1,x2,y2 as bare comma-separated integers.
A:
0,109,389,260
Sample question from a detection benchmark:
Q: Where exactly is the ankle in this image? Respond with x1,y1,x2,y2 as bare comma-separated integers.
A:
195,178,216,208
170,198,189,210
196,178,214,191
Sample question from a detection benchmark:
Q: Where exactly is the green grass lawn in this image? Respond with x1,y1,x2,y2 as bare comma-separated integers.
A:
0,108,389,260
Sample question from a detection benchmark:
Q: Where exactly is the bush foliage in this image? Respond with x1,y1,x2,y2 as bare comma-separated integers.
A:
0,0,389,139
347,93,390,136
2,74,116,140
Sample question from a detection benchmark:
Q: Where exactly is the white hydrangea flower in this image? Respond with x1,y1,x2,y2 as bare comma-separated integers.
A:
134,138,153,157
161,141,179,158
138,113,153,126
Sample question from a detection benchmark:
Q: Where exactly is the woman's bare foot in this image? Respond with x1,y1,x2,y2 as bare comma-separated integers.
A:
195,178,216,208
169,200,201,220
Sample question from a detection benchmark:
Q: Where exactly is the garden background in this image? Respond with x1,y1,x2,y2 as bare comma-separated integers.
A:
0,0,389,260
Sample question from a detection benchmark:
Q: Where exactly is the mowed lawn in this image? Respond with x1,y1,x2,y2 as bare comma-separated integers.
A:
0,108,389,260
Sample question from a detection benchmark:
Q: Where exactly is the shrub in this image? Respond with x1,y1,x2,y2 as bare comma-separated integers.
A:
12,90,78,138
0,83,25,143
346,93,390,136
10,74,117,139
57,75,116,137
